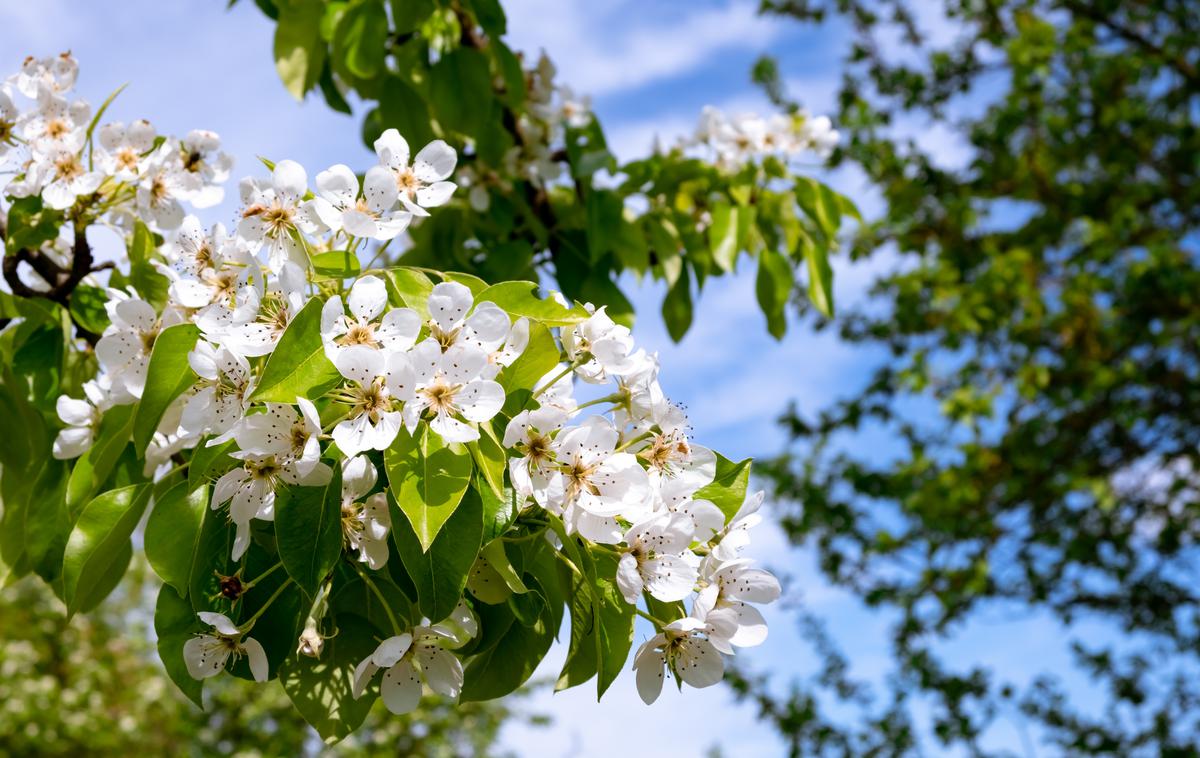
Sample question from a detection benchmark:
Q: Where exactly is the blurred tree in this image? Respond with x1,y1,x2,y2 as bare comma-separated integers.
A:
0,558,540,756
744,0,1200,755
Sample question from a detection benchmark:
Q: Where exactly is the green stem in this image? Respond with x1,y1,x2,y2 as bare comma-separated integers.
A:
616,430,653,452
240,577,295,632
532,361,578,398
363,235,394,271
574,392,624,411
241,560,284,592
357,564,402,635
634,607,667,628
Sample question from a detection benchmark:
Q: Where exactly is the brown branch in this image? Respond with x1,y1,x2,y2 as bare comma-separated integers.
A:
4,225,102,345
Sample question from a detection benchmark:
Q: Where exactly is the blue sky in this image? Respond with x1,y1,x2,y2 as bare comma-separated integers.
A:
0,1,1115,754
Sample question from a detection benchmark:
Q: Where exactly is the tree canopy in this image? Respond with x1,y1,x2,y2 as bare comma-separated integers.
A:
744,0,1200,754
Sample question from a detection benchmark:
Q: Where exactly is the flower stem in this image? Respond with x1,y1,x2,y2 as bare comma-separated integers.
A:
356,564,402,635
241,560,284,592
573,392,624,411
634,607,667,627
240,576,295,632
616,430,653,452
532,361,577,398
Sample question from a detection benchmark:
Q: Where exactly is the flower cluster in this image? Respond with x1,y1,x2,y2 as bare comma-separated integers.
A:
11,55,779,716
685,105,841,169
2,52,230,233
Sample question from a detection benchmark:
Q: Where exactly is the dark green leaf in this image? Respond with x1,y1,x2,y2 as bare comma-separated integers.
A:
145,481,209,595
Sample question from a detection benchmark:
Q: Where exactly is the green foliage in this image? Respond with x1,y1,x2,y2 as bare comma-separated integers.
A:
249,295,340,402
752,0,1200,754
385,426,475,551
247,0,852,339
0,561,538,755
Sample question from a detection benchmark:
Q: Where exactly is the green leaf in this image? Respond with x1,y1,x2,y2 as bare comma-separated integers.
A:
800,231,834,317
466,552,512,604
275,466,343,597
333,0,388,79
188,504,238,612
66,403,136,516
62,484,152,617
133,322,200,452
662,262,693,342
755,247,793,339
385,267,434,319
429,48,492,136
188,437,237,491
311,250,361,279
693,453,753,521
388,485,482,623
280,613,380,744
460,592,557,702
591,550,634,698
145,481,209,595
4,196,62,251
479,481,518,544
586,189,622,263
482,540,527,594
465,544,564,700
274,0,327,99
68,285,111,335
371,76,434,151
384,426,474,551
154,583,205,707
498,320,560,395
250,296,341,403
475,281,590,326
708,202,740,271
469,424,506,500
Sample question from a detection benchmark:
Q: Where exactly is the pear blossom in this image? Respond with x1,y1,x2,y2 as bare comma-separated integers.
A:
401,339,505,444
320,275,421,361
504,404,568,502
177,129,233,207
238,159,322,272
183,612,268,682
12,52,78,98
694,557,780,649
373,129,457,216
710,490,766,561
52,380,109,459
213,451,332,561
181,341,253,443
616,511,698,604
136,140,202,230
330,345,412,456
340,455,391,569
219,288,300,358
233,398,324,477
632,616,730,705
0,89,17,159
96,119,156,181
21,91,88,154
34,148,102,210
96,291,174,402
351,608,475,714
545,417,651,542
562,306,639,383
423,281,511,353
308,163,412,240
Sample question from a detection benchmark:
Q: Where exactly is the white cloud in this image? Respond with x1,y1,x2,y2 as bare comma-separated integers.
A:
504,0,780,96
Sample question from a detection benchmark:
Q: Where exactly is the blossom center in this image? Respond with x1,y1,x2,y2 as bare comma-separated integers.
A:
339,321,379,348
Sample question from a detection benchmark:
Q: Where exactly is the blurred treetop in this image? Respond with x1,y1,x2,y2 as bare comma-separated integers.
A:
744,0,1200,754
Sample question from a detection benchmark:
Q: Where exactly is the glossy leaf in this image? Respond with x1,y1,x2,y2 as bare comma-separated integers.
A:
250,296,340,403
388,485,482,623
384,426,473,551
693,452,753,521
133,322,200,452
154,583,205,707
63,484,152,617
145,481,209,595
275,466,343,597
